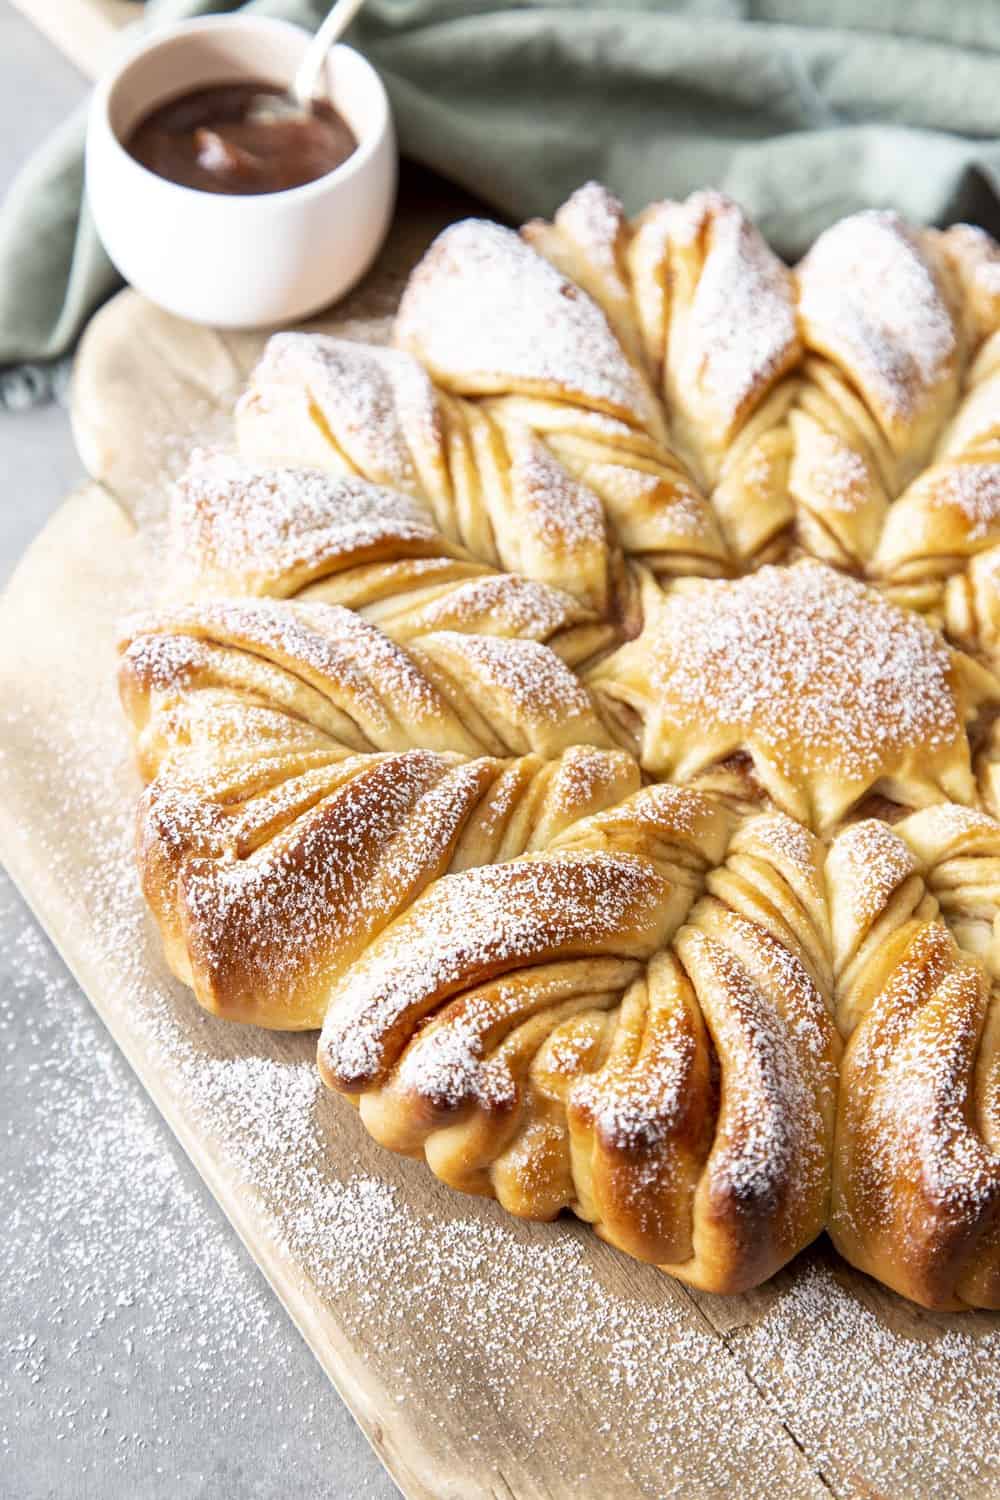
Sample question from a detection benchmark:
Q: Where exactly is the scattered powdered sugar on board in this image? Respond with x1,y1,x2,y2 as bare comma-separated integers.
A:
738,1254,1000,1497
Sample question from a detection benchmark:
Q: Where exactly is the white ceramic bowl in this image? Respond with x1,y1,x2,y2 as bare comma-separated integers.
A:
86,15,397,327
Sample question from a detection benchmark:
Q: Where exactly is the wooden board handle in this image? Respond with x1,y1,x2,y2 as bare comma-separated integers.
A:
10,0,141,80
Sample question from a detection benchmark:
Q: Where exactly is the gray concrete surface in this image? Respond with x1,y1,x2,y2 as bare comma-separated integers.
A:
0,6,399,1495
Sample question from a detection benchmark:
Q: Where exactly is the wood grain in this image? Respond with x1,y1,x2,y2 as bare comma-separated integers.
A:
2,207,998,1500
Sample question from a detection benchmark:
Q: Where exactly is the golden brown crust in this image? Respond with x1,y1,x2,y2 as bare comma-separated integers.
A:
119,184,1000,1308
317,786,838,1295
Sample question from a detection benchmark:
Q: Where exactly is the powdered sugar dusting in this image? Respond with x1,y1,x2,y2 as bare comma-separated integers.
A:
843,924,998,1222
506,425,608,550
553,180,625,274
321,851,666,1089
406,573,584,641
668,190,800,430
14,181,1000,1500
395,219,656,429
797,210,957,428
795,427,873,513
572,1007,695,1158
745,813,819,875
0,696,804,1496
740,1256,1000,1497
171,449,442,595
831,819,920,929
127,599,448,743
929,462,1000,541
392,964,604,1114
180,753,493,1002
241,332,443,497
637,561,968,781
425,630,599,728
681,927,827,1211
587,462,711,536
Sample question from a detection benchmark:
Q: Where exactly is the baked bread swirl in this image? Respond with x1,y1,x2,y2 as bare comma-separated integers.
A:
120,185,1000,1309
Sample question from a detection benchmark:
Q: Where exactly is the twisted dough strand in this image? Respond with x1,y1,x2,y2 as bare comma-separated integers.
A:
827,813,1000,1308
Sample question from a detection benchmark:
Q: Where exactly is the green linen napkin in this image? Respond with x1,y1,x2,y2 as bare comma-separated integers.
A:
4,0,1000,406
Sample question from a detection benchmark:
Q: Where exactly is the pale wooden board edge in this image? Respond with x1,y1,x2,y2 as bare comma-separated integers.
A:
10,0,140,78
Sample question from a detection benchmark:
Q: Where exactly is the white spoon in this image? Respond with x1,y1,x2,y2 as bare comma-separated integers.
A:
293,0,371,109
249,0,370,121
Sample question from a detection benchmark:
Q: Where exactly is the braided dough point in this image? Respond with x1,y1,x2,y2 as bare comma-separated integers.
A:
119,184,1000,1307
628,189,801,490
875,461,1000,580
588,560,999,830
235,333,618,612
169,450,615,667
825,816,1000,1307
119,582,641,1028
796,211,961,478
395,215,665,440
235,332,448,500
168,449,459,600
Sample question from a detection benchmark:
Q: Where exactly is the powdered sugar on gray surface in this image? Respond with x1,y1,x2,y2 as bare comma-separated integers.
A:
0,880,396,1500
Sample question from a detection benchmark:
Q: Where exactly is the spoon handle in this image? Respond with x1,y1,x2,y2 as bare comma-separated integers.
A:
293,0,370,107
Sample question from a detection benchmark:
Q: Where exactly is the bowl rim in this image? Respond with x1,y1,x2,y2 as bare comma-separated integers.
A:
88,14,393,211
